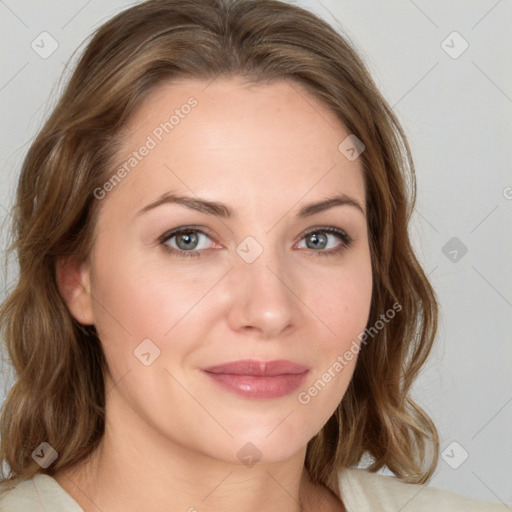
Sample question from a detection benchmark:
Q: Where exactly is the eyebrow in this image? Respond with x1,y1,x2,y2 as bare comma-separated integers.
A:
136,192,365,219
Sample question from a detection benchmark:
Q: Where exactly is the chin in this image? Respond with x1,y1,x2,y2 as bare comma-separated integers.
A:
200,421,313,467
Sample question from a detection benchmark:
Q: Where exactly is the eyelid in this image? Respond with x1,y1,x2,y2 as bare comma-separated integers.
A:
157,225,217,244
298,225,352,243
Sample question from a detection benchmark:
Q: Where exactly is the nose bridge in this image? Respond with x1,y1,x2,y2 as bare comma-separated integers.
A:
227,236,299,336
239,242,293,306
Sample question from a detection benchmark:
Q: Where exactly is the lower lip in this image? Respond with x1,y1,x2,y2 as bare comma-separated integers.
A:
202,371,309,399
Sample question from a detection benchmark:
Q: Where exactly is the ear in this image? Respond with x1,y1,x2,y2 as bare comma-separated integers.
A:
55,255,95,325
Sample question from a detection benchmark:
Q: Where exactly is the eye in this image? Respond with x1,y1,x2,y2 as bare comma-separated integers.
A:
159,227,216,257
158,225,353,259
296,227,353,255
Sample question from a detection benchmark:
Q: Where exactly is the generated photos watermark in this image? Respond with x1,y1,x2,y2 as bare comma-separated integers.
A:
297,301,402,405
93,96,198,200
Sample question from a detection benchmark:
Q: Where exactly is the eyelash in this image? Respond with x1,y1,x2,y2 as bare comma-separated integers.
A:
157,225,353,259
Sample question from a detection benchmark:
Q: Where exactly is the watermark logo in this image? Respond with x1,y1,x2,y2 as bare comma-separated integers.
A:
31,442,58,468
236,442,262,468
441,236,468,263
133,338,161,366
236,236,264,263
338,134,365,161
441,31,469,59
441,441,469,469
31,32,58,59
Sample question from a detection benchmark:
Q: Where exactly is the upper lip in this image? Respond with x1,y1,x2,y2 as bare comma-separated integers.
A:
202,359,309,376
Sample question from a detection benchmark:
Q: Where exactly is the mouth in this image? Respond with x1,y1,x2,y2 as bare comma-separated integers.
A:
201,359,310,399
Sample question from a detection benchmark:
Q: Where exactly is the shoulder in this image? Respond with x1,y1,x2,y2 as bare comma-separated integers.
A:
0,474,83,512
338,468,506,511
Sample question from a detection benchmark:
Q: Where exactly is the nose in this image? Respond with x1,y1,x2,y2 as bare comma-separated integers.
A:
225,249,301,340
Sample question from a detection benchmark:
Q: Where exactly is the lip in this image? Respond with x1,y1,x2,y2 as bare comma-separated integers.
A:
201,359,309,399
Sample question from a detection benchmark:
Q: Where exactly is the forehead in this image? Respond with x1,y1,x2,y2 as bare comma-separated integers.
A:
102,77,365,216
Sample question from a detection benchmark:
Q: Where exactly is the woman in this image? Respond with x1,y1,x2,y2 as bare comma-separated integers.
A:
0,0,504,510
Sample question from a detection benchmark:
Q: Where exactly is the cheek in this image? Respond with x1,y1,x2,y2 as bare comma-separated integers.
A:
295,254,372,407
308,256,373,349
88,244,225,369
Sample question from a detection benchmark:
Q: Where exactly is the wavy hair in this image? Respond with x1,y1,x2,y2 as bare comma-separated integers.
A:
0,0,438,494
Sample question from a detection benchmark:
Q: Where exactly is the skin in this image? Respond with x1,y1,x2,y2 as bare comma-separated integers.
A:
55,76,373,512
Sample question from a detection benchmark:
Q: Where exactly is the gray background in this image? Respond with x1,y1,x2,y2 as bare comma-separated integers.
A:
1,0,511,505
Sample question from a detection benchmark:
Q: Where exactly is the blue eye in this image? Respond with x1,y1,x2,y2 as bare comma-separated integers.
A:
297,227,353,256
159,227,214,257
158,226,353,258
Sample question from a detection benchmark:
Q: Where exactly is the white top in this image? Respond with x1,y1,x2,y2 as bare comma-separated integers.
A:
0,468,505,511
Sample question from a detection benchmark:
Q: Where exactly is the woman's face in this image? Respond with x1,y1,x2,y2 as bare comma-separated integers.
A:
74,77,372,464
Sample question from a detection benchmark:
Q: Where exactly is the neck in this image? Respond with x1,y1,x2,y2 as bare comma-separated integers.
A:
54,386,341,512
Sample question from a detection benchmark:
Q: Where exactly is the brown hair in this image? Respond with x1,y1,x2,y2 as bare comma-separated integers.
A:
0,0,438,494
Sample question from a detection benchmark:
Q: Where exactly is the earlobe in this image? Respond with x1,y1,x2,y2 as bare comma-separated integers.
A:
55,255,95,325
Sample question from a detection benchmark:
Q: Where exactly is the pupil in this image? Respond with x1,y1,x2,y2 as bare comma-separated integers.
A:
177,232,198,250
307,233,327,250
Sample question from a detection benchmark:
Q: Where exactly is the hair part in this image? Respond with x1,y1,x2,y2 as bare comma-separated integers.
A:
0,0,438,493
